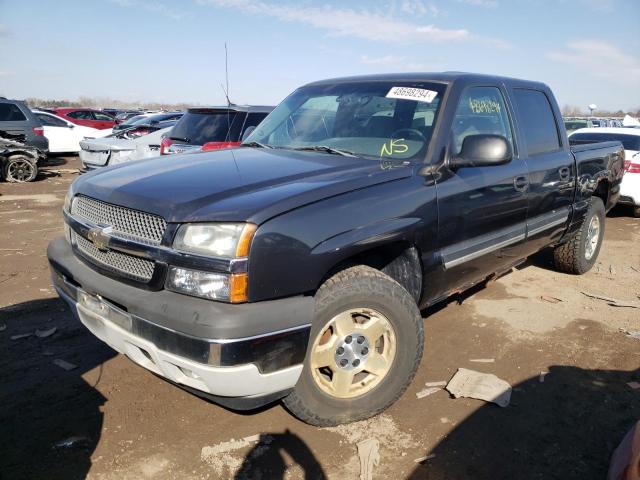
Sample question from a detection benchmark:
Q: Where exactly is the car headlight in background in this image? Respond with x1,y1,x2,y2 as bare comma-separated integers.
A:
173,223,256,258
168,223,256,302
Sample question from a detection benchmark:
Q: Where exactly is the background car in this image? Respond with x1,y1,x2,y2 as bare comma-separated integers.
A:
112,112,183,133
0,98,49,153
570,127,640,217
32,109,112,153
161,105,273,154
114,111,143,124
53,108,115,130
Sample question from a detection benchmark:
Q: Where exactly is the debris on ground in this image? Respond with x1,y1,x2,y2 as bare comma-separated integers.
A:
414,454,436,464
35,327,57,338
541,295,563,304
581,292,640,309
469,358,495,363
620,328,640,340
53,359,77,371
539,371,549,383
416,386,442,399
10,332,32,340
627,382,640,390
53,436,91,449
0,323,6,332
424,381,448,387
446,368,512,407
357,438,380,480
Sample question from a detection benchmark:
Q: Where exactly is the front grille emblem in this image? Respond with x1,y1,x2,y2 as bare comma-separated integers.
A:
87,226,112,252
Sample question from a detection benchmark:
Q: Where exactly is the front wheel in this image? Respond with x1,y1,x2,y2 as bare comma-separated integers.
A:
553,197,605,274
283,265,424,426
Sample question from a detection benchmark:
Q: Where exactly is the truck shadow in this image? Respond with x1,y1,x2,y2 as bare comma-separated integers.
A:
407,365,640,479
0,297,116,480
234,430,327,480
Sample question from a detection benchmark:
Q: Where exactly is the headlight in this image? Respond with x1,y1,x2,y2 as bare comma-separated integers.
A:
166,267,248,303
63,190,72,213
173,223,256,258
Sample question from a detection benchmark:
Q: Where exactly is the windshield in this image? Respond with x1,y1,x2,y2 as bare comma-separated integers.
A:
245,81,446,160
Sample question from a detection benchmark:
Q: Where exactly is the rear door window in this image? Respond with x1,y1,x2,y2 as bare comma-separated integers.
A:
513,89,561,156
36,113,67,127
451,86,514,155
170,110,240,144
67,110,93,120
93,112,114,121
0,103,27,122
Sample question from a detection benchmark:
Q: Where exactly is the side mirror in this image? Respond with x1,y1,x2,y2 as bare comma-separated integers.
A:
449,134,512,169
68,123,75,129
241,126,256,142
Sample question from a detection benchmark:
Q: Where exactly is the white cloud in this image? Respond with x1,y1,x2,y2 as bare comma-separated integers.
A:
455,0,498,7
197,0,474,43
547,41,640,86
400,0,441,17
108,0,187,20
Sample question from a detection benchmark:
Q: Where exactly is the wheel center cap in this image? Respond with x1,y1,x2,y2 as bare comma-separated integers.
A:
334,333,370,371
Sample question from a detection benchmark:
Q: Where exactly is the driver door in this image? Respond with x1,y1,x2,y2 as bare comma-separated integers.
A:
430,85,529,299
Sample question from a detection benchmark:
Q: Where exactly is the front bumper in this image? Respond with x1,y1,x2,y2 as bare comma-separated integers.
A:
48,237,312,406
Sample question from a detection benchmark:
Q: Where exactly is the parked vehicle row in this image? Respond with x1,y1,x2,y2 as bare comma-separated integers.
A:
48,72,625,426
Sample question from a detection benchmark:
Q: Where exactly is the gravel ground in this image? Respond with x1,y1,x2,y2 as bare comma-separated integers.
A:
1,155,639,480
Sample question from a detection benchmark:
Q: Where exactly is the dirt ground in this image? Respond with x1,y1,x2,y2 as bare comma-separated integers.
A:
1,155,639,480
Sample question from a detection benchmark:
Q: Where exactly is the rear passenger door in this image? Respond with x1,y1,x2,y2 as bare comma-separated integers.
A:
511,88,574,252
432,85,529,298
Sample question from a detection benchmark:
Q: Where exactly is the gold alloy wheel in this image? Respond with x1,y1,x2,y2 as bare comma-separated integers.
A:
309,308,396,399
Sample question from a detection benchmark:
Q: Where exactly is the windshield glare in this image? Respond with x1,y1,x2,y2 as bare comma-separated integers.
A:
245,81,446,160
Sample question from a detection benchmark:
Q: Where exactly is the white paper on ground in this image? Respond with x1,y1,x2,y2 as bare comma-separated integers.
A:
446,368,512,407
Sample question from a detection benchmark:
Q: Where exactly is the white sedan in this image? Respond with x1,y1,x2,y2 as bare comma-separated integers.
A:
33,110,112,153
570,127,640,217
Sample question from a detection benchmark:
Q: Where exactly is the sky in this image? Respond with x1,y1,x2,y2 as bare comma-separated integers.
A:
0,0,639,111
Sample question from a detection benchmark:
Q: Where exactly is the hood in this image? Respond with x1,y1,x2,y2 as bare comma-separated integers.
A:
73,147,413,224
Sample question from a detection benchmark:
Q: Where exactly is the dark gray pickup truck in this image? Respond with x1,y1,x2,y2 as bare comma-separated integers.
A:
48,73,624,426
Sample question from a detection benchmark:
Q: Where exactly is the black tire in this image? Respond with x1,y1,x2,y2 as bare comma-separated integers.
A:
283,265,424,426
3,155,38,182
553,197,605,274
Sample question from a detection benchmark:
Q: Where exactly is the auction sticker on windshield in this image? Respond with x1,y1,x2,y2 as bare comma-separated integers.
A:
386,87,438,103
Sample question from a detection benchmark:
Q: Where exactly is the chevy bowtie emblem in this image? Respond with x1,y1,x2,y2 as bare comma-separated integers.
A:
87,226,112,252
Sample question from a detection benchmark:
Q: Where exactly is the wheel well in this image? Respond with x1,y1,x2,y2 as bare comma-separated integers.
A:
320,243,422,303
593,179,610,206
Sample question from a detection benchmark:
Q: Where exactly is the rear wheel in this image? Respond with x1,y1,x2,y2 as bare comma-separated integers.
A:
3,155,38,182
283,265,424,426
553,197,605,274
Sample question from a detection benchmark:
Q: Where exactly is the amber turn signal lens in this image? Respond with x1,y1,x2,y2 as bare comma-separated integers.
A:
229,273,248,303
235,223,257,258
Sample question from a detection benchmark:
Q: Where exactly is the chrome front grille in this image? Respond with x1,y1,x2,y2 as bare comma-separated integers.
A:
71,195,166,245
73,232,155,281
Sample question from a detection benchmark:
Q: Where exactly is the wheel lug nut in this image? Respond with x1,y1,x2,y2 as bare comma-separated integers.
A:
345,335,352,344
352,359,360,367
361,347,369,355
336,347,345,355
340,359,348,367
357,336,365,344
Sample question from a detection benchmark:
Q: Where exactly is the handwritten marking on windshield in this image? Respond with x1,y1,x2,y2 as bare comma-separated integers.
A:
380,138,408,157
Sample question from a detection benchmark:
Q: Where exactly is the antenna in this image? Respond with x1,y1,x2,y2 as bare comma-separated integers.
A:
224,42,230,107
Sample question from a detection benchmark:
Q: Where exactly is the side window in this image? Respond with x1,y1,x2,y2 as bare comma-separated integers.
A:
0,103,27,122
513,89,561,156
37,113,67,127
69,110,92,120
452,86,514,155
93,112,113,121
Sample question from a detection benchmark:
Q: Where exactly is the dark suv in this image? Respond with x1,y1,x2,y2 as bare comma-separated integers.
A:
0,99,49,152
161,105,273,154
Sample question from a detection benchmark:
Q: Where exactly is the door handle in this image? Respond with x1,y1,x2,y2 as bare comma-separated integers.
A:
513,176,528,192
559,167,571,180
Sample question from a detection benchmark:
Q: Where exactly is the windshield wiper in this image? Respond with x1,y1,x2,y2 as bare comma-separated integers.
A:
170,136,190,143
292,145,357,157
241,141,273,149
